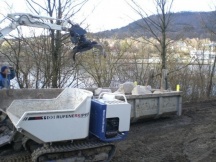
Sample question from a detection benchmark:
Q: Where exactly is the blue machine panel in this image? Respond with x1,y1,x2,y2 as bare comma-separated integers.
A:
90,99,128,142
90,99,107,139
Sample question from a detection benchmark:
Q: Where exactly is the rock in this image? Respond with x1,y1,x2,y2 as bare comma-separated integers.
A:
94,88,112,96
153,90,164,94
115,82,135,94
132,85,152,95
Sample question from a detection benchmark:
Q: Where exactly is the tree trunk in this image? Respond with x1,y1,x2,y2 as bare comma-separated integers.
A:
207,55,216,97
160,69,168,90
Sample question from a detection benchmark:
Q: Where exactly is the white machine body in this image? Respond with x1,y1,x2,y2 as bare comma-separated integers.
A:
90,93,131,142
6,88,93,143
100,99,131,132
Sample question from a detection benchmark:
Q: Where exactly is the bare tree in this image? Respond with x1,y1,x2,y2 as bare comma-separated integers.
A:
25,0,89,88
127,0,174,89
114,38,159,86
201,10,216,97
77,39,126,87
0,27,34,88
20,30,79,88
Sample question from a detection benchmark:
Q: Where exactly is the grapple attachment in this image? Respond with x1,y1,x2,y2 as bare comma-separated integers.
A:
69,24,106,61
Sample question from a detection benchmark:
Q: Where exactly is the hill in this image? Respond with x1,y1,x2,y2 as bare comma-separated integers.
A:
95,11,216,40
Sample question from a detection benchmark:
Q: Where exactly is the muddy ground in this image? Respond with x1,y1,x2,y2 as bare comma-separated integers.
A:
1,100,216,162
112,100,216,162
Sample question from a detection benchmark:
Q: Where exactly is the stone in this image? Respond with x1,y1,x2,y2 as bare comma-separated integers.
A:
94,88,112,96
115,82,135,94
132,85,152,95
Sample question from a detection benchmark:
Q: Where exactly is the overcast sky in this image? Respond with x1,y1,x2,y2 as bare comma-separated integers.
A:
0,0,215,32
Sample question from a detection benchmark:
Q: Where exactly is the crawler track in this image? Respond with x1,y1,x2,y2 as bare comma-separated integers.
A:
32,140,115,162
0,150,31,162
0,140,115,162
3,100,216,162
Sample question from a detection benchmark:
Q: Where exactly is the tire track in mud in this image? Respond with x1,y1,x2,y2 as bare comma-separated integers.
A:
113,100,216,162
1,100,216,162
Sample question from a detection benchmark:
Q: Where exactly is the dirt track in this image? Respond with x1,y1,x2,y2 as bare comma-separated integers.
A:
113,100,216,162
1,100,216,162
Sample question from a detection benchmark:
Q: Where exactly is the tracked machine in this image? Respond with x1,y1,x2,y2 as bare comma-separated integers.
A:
0,88,131,162
0,13,131,162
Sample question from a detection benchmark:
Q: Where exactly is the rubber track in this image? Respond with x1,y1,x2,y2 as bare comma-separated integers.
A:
32,140,116,162
0,151,31,162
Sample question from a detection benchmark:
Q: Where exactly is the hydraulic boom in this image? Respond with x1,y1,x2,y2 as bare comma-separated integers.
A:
0,13,105,60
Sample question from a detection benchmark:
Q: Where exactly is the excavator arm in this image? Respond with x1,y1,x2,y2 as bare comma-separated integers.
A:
0,13,105,60
0,13,69,40
0,24,17,39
